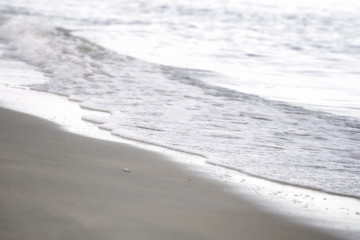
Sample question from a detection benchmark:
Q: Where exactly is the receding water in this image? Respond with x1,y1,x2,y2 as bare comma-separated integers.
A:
0,0,359,200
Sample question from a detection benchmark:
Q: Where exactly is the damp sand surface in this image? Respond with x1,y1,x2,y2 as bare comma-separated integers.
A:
0,107,341,240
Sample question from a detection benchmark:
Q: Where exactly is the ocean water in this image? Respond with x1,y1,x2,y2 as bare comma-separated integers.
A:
0,0,359,202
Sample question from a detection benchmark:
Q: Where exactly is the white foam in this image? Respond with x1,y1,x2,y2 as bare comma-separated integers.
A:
0,42,119,142
0,59,359,240
1,14,360,198
1,11,360,240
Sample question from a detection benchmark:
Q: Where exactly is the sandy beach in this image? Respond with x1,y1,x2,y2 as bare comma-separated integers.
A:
0,107,340,240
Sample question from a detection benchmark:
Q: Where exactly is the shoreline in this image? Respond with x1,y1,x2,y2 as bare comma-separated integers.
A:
1,85,360,239
0,107,342,239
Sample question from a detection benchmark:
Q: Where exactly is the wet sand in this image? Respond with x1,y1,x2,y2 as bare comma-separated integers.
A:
0,107,340,240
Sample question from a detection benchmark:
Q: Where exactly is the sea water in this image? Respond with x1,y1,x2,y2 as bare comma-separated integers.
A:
0,0,359,236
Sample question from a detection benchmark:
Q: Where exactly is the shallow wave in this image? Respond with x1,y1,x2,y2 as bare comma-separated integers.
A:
1,15,360,198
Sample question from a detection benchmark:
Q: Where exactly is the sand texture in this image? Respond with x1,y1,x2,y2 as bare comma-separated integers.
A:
0,107,340,240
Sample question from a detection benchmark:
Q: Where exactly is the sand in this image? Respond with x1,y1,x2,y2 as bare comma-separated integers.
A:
0,107,340,240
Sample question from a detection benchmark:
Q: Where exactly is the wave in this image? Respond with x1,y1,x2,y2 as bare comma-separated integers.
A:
1,14,360,199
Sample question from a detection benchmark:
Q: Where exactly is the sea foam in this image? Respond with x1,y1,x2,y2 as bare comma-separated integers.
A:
1,14,360,200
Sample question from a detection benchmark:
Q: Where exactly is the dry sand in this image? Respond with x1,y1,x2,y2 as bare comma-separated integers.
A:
0,107,340,240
